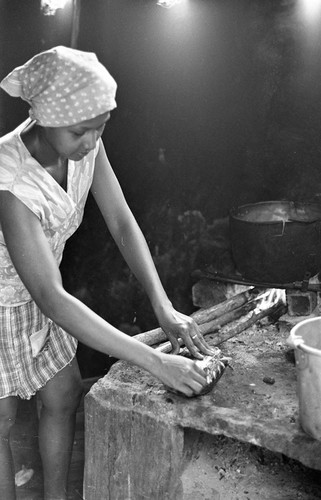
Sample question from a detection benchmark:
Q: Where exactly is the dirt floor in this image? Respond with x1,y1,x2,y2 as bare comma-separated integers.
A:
182,432,321,500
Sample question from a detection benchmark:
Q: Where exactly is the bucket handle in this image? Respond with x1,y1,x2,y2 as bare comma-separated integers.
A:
287,333,321,357
286,333,302,349
287,334,315,370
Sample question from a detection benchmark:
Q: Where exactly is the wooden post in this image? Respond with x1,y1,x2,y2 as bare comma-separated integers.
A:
70,0,80,48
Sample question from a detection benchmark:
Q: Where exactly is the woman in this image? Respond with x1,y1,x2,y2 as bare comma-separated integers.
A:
0,46,213,499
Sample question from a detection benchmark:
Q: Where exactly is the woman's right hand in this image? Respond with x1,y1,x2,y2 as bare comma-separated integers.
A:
153,352,207,397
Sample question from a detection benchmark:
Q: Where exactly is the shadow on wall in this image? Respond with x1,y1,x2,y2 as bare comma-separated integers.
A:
78,0,321,218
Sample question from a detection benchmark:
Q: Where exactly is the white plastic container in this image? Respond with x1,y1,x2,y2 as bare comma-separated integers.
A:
289,317,321,440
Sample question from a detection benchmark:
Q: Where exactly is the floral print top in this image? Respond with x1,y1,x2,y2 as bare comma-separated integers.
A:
0,119,99,306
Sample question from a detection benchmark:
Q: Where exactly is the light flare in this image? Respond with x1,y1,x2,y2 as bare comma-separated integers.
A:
254,288,286,312
298,0,321,23
41,0,70,15
157,0,184,8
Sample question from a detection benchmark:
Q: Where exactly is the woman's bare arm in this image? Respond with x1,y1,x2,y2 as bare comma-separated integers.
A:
90,142,214,357
0,190,207,396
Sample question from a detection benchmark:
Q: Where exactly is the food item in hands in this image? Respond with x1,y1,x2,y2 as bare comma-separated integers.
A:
167,347,230,397
195,351,229,395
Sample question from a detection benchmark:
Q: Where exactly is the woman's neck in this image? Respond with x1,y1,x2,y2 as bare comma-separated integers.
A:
21,122,64,168
21,122,68,190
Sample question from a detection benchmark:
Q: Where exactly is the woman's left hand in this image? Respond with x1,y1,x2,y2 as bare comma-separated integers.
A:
156,305,216,359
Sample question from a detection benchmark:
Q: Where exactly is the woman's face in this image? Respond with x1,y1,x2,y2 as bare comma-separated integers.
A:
43,111,111,161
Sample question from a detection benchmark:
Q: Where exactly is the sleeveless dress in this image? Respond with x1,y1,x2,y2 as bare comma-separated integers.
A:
0,119,99,399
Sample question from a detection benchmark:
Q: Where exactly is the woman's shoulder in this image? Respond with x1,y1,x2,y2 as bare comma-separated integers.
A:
1,118,31,141
0,131,22,183
0,120,38,190
0,119,31,158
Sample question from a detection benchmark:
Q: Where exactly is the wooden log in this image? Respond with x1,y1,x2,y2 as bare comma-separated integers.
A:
133,287,263,347
156,299,286,354
133,327,167,347
199,300,257,336
156,300,258,353
208,301,287,347
157,338,184,354
190,287,260,324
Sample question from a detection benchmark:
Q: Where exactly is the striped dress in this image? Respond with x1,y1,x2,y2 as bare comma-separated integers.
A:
0,119,99,399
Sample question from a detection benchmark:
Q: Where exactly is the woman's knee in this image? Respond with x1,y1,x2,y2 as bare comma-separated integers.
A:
0,398,18,437
61,378,84,413
0,415,16,438
39,366,84,415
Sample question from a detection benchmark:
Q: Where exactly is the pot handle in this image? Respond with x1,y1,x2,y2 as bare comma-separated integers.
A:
286,333,303,349
288,218,321,224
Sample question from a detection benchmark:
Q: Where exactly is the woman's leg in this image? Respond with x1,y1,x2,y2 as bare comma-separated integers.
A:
0,396,19,500
37,358,83,500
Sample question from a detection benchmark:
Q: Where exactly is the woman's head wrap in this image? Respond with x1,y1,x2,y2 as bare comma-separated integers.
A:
0,46,117,127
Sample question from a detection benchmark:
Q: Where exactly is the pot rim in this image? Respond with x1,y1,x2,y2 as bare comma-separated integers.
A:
230,200,321,224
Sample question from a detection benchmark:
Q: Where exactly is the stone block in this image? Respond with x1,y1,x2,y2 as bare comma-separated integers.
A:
84,383,185,500
192,279,227,308
286,290,317,316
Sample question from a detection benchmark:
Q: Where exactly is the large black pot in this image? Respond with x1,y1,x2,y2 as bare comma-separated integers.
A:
229,201,321,283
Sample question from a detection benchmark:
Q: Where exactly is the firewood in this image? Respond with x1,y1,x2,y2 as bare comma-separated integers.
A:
133,287,263,347
199,300,257,335
208,301,287,347
156,300,258,353
191,287,261,324
132,327,167,347
156,299,286,354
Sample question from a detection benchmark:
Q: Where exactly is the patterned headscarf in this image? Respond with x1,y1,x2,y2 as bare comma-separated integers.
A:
0,46,117,127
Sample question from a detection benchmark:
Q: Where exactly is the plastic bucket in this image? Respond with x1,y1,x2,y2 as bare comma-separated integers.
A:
289,317,321,440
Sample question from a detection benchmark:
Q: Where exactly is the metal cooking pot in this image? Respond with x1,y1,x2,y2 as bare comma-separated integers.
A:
229,201,321,283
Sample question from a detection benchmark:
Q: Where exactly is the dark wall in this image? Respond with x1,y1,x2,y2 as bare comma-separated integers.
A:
77,0,321,218
2,0,321,218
